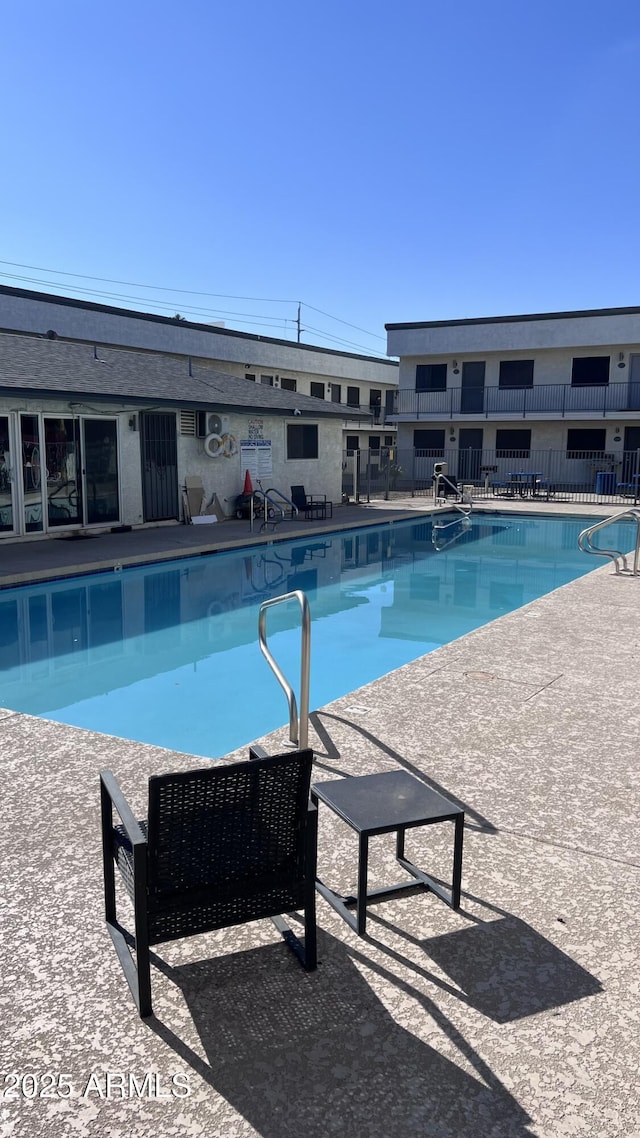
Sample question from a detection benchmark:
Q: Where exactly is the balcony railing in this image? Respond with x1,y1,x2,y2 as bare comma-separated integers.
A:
341,402,395,425
391,381,640,419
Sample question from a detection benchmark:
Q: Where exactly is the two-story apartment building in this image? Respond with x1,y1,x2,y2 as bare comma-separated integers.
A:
386,306,640,495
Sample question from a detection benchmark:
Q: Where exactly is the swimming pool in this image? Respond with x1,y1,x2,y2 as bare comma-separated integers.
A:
0,512,630,758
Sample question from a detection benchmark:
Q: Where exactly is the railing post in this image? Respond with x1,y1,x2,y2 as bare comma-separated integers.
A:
259,590,311,749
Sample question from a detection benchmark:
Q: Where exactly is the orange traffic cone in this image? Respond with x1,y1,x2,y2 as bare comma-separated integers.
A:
243,470,253,495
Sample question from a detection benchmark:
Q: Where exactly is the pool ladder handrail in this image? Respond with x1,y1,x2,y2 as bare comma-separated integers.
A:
432,512,472,552
578,508,640,575
433,472,473,520
258,590,310,749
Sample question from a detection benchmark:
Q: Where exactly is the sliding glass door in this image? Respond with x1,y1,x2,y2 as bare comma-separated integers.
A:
82,419,119,524
44,417,82,527
0,416,16,534
16,413,120,535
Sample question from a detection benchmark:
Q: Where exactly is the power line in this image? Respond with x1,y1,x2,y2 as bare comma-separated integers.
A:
302,302,386,341
0,258,387,351
300,322,388,357
0,272,296,332
0,259,296,305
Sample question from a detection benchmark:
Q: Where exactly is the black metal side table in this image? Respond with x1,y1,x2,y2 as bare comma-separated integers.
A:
311,770,464,936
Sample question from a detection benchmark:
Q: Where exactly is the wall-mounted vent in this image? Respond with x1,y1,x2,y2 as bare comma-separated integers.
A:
180,410,197,436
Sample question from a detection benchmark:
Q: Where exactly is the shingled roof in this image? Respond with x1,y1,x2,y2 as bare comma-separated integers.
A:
0,331,364,419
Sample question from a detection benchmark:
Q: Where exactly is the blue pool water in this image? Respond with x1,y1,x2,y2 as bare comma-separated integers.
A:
0,513,630,759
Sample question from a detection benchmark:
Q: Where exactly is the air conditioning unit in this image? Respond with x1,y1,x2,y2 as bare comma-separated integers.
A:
207,413,224,436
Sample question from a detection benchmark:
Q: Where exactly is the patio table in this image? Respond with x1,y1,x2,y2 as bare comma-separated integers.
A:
311,770,464,936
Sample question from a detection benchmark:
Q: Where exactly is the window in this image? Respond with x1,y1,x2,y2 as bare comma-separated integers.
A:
413,429,445,452
310,382,325,399
416,364,447,391
384,435,394,446
495,429,531,458
369,389,382,407
260,374,274,386
346,435,359,453
287,423,318,459
571,357,610,385
566,428,607,456
245,373,256,382
347,386,360,406
331,384,341,403
499,360,534,388
369,436,380,451
280,377,297,391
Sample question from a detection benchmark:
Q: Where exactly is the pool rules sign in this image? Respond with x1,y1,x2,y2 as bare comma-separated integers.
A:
240,439,272,481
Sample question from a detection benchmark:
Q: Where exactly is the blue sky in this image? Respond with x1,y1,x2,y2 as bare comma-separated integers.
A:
2,0,639,356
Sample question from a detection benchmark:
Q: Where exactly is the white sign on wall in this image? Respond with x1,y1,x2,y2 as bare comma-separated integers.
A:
240,439,272,480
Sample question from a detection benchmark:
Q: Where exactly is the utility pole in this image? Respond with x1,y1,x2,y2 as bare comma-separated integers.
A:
296,302,302,343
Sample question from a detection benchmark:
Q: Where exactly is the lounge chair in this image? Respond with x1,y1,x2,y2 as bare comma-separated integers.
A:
100,747,317,1018
290,485,332,520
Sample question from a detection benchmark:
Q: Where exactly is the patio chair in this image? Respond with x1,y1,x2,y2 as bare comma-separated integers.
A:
100,747,317,1018
290,485,332,520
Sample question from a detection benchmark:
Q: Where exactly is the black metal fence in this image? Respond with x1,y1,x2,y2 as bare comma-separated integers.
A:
342,447,640,506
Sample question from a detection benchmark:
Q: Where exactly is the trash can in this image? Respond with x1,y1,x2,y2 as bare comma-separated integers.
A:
595,471,616,495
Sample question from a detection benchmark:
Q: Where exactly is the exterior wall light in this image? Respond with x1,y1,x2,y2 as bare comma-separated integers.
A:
452,360,460,374
618,352,626,369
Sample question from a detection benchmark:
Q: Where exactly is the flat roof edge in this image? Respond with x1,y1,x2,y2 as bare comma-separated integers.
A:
385,305,640,331
0,284,397,367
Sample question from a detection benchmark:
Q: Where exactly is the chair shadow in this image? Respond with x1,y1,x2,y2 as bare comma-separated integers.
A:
149,930,534,1137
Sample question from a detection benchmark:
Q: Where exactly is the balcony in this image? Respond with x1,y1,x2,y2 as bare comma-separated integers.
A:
391,381,640,420
341,402,396,426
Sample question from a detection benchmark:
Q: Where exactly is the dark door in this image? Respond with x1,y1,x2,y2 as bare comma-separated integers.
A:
461,361,485,414
458,428,483,482
622,426,640,486
628,354,640,410
140,412,178,522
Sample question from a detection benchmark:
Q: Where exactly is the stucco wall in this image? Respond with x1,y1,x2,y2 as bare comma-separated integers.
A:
387,311,640,357
177,411,343,517
0,291,398,385
0,397,343,537
396,420,625,454
396,346,639,392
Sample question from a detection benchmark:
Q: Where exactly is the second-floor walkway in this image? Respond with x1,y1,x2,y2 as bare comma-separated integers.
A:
391,380,640,419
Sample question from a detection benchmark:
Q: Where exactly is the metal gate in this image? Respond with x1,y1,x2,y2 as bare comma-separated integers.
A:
140,412,178,522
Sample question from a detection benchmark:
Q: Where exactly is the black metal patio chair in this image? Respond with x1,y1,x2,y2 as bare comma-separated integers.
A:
290,485,332,520
100,747,317,1018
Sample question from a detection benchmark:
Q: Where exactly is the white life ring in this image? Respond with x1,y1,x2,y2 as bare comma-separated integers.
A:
221,433,238,457
204,433,224,457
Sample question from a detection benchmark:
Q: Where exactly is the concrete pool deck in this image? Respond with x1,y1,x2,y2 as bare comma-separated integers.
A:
1,498,639,1136
0,493,622,588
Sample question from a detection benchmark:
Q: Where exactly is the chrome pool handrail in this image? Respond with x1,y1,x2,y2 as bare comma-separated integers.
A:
258,590,311,748
578,508,640,575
